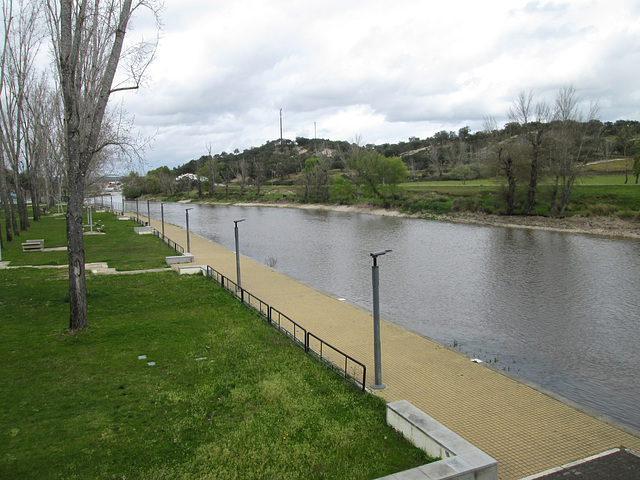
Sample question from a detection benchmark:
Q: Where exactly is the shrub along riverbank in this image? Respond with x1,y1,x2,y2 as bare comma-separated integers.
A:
0,212,431,479
141,169,640,240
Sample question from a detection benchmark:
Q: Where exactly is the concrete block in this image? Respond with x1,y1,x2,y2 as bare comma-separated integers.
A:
417,460,458,479
384,400,497,480
165,253,194,265
134,226,152,234
177,265,205,275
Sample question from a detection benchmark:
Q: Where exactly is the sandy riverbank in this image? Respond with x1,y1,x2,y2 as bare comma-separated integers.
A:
229,201,640,240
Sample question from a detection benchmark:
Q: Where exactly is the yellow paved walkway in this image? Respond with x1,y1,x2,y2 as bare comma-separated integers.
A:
142,214,640,480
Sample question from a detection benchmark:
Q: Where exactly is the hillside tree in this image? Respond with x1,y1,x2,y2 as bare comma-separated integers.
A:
351,150,407,207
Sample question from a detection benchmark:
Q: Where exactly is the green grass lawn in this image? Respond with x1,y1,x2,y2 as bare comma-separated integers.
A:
0,211,432,479
1,211,177,270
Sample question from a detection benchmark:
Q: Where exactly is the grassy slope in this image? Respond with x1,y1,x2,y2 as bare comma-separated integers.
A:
0,212,431,479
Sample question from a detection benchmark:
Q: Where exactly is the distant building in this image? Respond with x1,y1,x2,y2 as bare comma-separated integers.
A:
175,173,205,182
176,173,198,181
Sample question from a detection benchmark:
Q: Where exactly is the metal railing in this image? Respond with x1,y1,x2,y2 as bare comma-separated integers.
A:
151,229,185,254
307,332,367,391
204,265,366,391
269,306,307,349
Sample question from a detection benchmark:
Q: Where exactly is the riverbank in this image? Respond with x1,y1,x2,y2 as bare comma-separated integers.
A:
230,201,640,240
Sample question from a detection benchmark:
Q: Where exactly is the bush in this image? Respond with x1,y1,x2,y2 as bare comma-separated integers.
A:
330,176,356,203
617,210,640,220
587,203,619,216
451,196,491,213
403,196,452,214
122,185,141,199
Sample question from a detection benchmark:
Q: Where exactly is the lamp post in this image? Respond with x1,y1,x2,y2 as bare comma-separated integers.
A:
234,219,246,289
370,249,392,390
146,200,150,227
161,203,165,238
135,198,139,223
185,208,193,253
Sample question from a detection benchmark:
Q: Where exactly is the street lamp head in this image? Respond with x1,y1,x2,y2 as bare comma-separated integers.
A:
234,218,246,225
370,249,392,258
185,207,193,212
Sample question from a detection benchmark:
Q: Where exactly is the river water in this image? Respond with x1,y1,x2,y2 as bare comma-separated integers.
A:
122,199,640,432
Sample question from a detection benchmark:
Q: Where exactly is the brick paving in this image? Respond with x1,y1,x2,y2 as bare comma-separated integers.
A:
152,217,640,480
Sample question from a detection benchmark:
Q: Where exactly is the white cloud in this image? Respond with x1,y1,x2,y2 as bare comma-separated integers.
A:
119,0,640,170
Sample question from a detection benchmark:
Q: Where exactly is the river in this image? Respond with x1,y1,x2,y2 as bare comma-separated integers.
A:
119,198,640,432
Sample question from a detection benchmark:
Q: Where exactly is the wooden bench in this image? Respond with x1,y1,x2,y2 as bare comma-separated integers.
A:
21,239,44,252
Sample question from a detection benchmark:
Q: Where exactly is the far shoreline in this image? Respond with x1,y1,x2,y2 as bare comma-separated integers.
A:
190,199,640,241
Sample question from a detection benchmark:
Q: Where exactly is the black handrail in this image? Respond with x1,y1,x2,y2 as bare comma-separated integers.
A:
307,332,367,392
151,229,185,254
203,265,366,391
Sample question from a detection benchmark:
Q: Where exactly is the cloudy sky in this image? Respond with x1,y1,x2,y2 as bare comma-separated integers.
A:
119,0,640,171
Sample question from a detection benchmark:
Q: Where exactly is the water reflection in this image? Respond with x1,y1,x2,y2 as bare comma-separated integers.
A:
131,200,640,431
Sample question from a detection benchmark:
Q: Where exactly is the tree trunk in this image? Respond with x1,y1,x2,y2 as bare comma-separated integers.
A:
0,156,13,242
524,137,541,215
550,175,560,216
8,193,19,237
12,168,29,231
558,176,576,216
366,178,389,207
524,157,537,215
1,195,11,242
66,166,87,330
29,184,40,221
208,161,216,196
499,148,516,215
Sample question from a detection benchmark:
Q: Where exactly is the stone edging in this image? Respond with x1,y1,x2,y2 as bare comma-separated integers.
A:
379,400,497,480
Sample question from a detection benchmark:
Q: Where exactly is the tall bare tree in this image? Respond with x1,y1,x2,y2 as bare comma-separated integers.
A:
548,86,601,216
0,0,43,233
484,115,521,214
615,124,636,184
251,155,264,197
508,90,551,215
24,72,55,221
205,143,216,196
46,0,160,330
0,1,12,243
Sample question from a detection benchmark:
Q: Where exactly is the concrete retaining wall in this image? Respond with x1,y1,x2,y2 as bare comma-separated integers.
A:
177,265,206,275
165,253,194,265
380,400,497,480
